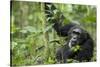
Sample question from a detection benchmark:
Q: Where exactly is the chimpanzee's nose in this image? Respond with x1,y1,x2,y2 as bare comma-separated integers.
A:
72,37,77,41
73,37,76,39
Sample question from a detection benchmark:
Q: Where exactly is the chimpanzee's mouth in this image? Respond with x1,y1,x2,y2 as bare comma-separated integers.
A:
68,41,78,48
71,41,77,46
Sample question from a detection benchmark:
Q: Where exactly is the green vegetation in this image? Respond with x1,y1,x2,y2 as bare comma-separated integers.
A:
10,1,96,66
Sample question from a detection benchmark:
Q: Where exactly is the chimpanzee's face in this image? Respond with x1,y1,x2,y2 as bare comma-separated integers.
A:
68,28,82,48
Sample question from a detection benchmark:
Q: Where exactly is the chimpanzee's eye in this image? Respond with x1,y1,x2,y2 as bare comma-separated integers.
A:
73,31,80,35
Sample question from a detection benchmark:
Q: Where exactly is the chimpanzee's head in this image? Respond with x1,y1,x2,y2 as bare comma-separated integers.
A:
68,27,87,48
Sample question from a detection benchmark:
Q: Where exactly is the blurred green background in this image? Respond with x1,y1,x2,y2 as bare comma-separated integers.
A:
10,1,96,66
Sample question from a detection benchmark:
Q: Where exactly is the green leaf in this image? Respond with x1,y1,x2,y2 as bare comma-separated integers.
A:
71,45,80,52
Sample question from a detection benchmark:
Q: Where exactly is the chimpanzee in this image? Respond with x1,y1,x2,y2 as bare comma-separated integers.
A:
44,3,94,63
53,22,94,63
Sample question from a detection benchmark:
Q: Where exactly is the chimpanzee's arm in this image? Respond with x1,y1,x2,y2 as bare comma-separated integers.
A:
53,22,75,36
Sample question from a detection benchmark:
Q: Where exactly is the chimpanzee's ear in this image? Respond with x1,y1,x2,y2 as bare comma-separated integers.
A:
68,29,72,36
80,30,88,39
